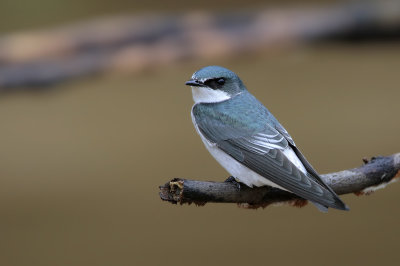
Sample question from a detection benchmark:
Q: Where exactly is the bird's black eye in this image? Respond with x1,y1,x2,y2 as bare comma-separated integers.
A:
217,78,225,85
204,77,226,90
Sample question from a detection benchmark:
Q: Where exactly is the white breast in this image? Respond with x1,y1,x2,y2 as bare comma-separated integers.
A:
191,86,231,103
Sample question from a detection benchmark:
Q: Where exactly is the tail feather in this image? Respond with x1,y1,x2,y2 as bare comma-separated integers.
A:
306,173,350,211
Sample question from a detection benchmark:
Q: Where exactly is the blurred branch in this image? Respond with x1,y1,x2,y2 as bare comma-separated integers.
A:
0,1,400,90
159,153,400,209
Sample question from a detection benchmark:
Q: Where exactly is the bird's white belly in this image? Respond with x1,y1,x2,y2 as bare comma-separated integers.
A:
191,114,286,190
203,138,287,189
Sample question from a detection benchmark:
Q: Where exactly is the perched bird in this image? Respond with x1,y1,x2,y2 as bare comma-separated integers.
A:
185,66,349,212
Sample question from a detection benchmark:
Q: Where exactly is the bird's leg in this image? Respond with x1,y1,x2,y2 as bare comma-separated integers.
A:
224,176,242,191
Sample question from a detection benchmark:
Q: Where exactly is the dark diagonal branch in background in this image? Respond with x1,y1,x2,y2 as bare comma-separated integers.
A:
159,153,400,209
0,1,400,89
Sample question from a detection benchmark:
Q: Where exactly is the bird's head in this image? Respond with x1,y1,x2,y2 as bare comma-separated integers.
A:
185,66,246,103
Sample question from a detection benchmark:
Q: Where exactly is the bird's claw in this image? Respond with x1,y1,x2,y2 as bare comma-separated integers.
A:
224,176,241,191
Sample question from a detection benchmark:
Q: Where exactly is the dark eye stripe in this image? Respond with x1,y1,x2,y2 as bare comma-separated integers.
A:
205,77,225,89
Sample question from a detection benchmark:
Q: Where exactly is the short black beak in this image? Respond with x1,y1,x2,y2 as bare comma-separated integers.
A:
185,79,203,87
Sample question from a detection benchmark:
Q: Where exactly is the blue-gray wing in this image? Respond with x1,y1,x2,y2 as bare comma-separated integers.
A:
193,104,348,210
274,122,343,199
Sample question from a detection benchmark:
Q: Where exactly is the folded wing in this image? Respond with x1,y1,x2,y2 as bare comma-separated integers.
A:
193,104,348,210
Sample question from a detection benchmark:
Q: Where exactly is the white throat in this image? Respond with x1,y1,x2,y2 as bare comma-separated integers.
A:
191,86,231,103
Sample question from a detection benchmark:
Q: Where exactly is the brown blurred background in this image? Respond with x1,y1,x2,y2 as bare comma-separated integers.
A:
0,1,399,266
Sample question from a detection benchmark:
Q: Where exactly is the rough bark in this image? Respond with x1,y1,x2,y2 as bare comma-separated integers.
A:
159,153,400,209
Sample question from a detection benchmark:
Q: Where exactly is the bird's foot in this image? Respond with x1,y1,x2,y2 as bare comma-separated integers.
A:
224,176,242,191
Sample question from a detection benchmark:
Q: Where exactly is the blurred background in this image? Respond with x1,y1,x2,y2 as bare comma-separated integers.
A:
0,0,399,265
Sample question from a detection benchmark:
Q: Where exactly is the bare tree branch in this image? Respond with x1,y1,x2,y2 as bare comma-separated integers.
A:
159,153,400,209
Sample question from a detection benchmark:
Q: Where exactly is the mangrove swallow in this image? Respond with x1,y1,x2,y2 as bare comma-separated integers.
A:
185,65,349,212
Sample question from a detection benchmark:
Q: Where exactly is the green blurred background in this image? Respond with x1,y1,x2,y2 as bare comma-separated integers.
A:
0,1,399,266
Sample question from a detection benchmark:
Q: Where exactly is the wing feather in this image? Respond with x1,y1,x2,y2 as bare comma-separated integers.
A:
193,103,348,210
274,122,346,201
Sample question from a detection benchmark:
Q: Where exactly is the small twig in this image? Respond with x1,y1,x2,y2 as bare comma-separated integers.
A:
159,153,400,209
